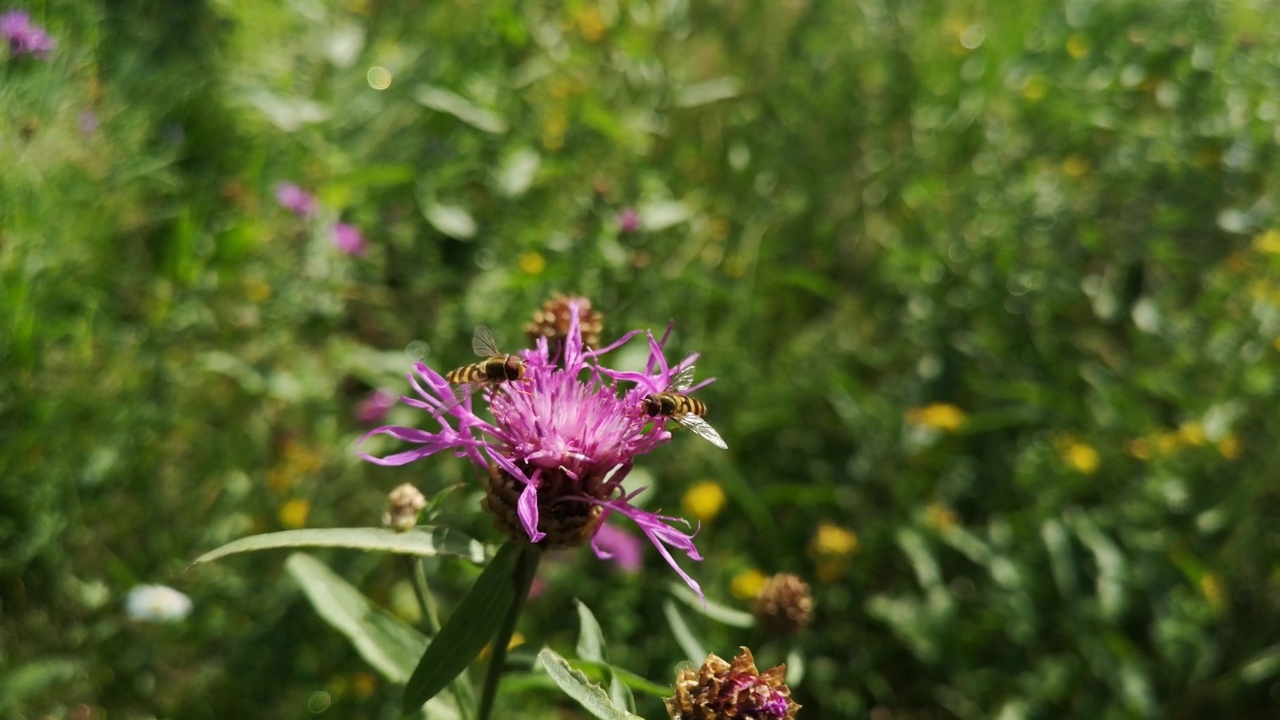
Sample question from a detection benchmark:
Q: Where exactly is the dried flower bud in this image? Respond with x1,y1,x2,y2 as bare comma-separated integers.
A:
665,647,800,720
383,483,427,532
752,573,813,636
524,293,604,349
483,463,602,549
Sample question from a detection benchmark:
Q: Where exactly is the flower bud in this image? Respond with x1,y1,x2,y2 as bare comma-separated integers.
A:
383,483,427,532
664,647,800,719
752,573,813,636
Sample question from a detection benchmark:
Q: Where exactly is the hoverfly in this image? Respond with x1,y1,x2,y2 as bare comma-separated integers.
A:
641,364,727,449
435,326,527,414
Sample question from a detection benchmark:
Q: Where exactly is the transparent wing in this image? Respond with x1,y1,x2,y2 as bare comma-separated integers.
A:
432,381,479,418
471,325,501,358
669,364,697,392
675,414,728,450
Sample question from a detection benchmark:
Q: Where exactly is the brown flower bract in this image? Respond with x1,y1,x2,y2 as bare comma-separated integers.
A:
664,647,800,719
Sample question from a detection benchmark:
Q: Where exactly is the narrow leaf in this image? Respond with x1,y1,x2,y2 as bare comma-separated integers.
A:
662,600,706,664
674,77,742,107
192,527,489,566
401,542,522,714
537,648,644,720
668,583,754,628
285,553,426,683
785,648,805,687
575,600,607,663
422,202,478,239
415,85,507,134
572,660,671,698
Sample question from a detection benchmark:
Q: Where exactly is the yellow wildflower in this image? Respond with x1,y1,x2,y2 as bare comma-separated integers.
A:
576,6,605,42
1253,229,1280,254
1022,76,1047,101
809,522,859,558
731,569,767,600
279,499,310,529
518,251,546,276
1177,422,1206,447
1217,434,1241,460
1058,439,1100,475
1062,154,1089,178
926,502,958,531
1199,574,1225,611
905,403,967,432
1066,34,1089,59
479,632,525,660
1154,431,1183,456
682,481,726,523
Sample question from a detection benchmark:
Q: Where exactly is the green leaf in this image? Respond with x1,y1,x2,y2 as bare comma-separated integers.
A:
494,148,540,197
415,85,508,134
668,583,754,628
401,542,522,714
575,600,607,663
785,648,805,687
285,553,426,683
191,527,489,567
0,658,80,711
662,599,706,664
537,648,645,720
674,77,742,107
637,200,693,232
422,201,478,239
571,660,671,698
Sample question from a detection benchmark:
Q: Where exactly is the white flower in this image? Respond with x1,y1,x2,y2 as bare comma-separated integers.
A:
125,584,193,623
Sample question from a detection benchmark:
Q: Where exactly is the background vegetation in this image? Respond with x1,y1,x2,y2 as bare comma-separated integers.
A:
3,0,1279,717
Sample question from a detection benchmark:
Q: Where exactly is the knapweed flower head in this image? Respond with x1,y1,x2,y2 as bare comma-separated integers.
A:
125,584,193,623
752,573,813,636
618,207,641,234
332,222,367,256
665,647,800,720
360,299,708,595
1,10,54,59
274,182,319,217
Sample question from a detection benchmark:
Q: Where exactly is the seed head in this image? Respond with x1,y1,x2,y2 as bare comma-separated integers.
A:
383,483,428,532
752,573,813,636
524,293,604,349
665,647,800,720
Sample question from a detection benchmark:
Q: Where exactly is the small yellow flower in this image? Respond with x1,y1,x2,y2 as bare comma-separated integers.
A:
925,502,958,531
279,499,311,529
905,403,967,432
1022,75,1048,101
1066,34,1089,59
1127,437,1152,461
244,279,272,303
682,481,726,523
1217,434,1241,460
1062,154,1090,178
1199,574,1225,611
1154,431,1183,456
731,569,767,600
1058,438,1100,475
809,522,859,558
1253,229,1280,254
518,251,546,276
1177,422,1206,447
576,6,605,42
478,632,526,660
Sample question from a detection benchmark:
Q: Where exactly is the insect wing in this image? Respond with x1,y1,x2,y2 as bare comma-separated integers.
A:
675,413,728,450
669,364,697,393
432,380,480,418
471,325,502,358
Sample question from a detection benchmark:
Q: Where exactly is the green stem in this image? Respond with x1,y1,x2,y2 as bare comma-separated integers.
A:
407,556,442,634
476,544,540,720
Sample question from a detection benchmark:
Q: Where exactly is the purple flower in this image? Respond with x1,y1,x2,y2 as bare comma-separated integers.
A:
1,11,54,59
357,390,396,424
274,182,318,218
618,207,641,234
332,222,367,256
592,523,643,573
359,301,708,595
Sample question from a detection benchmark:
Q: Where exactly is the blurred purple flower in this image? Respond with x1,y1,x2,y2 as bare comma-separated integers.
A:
332,223,367,256
357,390,396,424
359,300,709,596
618,207,641,234
1,10,54,59
274,182,318,218
78,109,99,135
592,523,643,573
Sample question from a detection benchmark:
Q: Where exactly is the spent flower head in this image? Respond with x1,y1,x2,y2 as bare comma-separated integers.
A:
752,573,813,636
1,10,54,59
665,647,800,720
383,483,428,532
360,299,708,594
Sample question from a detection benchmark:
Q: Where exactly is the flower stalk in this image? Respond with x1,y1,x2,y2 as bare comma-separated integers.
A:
476,544,540,720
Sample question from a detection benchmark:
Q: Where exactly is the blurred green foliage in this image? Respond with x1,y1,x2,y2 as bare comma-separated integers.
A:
3,0,1279,717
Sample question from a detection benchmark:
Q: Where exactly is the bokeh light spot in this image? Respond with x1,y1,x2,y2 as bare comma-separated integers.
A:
366,66,392,90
